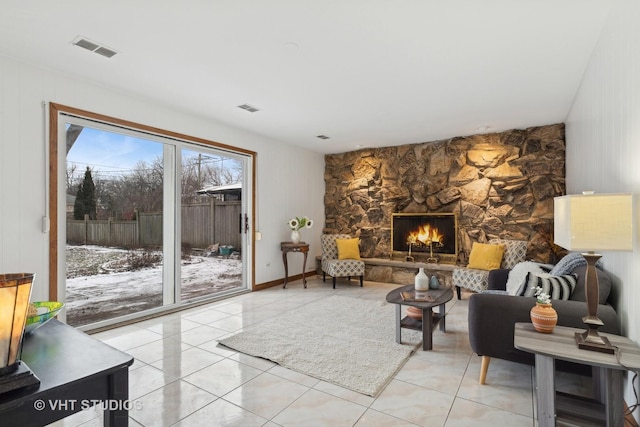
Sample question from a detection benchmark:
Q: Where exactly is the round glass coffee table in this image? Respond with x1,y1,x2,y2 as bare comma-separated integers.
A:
385,284,453,350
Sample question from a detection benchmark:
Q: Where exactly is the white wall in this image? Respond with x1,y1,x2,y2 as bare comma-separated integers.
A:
565,0,640,418
0,54,325,301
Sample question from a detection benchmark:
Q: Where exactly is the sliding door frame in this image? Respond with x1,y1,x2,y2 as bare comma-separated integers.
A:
48,103,256,309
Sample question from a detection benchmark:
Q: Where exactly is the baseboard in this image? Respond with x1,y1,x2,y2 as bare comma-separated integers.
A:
254,272,317,291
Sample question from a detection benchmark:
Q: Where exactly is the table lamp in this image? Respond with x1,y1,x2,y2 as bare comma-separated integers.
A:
0,273,40,394
553,193,633,354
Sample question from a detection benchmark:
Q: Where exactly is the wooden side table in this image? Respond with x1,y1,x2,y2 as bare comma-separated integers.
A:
514,322,640,427
280,242,309,288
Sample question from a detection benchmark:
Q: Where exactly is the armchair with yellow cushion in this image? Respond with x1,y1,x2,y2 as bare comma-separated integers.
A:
321,234,365,289
452,239,528,299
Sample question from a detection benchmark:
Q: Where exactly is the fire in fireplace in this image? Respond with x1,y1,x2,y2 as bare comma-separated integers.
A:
391,213,458,263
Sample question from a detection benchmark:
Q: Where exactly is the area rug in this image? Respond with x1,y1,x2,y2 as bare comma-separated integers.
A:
218,295,421,396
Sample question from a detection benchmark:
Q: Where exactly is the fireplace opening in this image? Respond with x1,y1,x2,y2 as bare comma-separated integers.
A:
391,213,458,263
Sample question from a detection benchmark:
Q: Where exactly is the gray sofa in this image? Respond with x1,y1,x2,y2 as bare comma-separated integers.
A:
468,265,620,384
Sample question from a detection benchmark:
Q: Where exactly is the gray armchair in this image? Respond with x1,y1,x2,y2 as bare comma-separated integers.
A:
452,239,528,300
468,265,620,384
321,234,365,289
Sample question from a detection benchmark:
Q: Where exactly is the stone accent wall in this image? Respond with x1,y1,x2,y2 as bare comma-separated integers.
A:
324,123,566,264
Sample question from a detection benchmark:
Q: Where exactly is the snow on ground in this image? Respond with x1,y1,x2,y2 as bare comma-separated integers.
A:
65,245,242,326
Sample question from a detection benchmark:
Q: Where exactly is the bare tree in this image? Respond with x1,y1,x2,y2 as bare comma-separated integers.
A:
66,163,79,194
182,155,242,204
199,158,242,187
78,153,242,220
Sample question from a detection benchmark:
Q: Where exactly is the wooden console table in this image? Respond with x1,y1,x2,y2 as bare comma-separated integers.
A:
281,241,309,288
514,322,640,427
0,320,134,426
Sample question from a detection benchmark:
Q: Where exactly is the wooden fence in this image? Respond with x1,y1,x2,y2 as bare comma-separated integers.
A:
67,200,242,250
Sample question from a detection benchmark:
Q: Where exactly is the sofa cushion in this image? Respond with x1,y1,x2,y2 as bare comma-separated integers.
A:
467,243,504,270
506,261,552,295
570,265,612,304
519,272,577,301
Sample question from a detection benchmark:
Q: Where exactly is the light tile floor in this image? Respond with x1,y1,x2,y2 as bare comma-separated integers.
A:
47,278,592,427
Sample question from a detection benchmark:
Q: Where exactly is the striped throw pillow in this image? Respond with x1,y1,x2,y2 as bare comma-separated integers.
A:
519,272,578,301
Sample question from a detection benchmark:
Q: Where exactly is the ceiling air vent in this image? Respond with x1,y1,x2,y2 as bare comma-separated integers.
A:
94,46,117,58
237,104,260,113
72,36,118,58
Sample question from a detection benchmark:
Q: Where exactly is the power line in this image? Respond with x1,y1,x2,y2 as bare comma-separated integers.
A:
67,161,133,170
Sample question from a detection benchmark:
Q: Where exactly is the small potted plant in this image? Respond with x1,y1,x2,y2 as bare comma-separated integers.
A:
288,216,313,244
530,286,557,333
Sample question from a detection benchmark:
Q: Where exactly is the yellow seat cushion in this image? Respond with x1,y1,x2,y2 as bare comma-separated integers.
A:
336,238,361,260
467,242,505,271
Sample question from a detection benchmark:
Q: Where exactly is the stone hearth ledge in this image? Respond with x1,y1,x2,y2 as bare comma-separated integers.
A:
315,256,455,287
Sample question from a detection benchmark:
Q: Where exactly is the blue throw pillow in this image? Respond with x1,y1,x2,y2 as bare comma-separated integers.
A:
550,252,603,275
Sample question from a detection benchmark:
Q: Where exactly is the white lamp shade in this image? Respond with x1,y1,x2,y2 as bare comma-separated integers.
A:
554,193,633,252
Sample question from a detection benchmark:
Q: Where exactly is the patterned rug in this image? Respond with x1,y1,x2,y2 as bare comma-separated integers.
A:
218,295,421,396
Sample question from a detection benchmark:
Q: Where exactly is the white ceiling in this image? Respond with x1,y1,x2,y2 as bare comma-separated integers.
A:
0,1,612,154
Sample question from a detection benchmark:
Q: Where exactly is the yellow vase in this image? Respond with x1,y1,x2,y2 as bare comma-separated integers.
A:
530,302,558,333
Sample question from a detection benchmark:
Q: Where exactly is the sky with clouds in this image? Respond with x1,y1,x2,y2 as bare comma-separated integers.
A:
66,127,162,179
66,126,239,183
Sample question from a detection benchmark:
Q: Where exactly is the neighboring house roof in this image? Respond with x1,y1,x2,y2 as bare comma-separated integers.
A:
196,182,242,198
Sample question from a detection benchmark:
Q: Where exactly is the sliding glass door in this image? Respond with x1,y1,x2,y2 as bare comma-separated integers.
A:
54,108,253,330
179,148,245,303
64,124,167,326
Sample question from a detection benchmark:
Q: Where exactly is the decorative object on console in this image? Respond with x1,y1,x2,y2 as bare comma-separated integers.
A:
553,192,632,354
530,287,558,333
26,301,65,334
414,267,429,291
288,216,313,244
0,273,40,394
430,275,440,289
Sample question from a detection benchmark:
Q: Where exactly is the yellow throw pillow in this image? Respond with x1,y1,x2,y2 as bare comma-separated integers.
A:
336,238,361,260
467,242,505,270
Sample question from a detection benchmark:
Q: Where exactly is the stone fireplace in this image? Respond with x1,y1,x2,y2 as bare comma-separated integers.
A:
391,213,457,263
323,123,566,269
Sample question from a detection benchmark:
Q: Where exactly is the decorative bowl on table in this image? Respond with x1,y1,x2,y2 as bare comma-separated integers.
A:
25,301,64,334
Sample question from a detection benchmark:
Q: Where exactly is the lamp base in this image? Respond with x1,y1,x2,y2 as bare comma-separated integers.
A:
572,253,615,355
0,362,40,395
575,330,615,355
